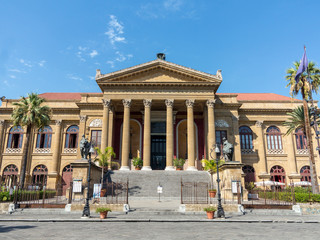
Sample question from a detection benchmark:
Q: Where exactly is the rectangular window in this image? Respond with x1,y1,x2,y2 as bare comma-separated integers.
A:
215,130,227,157
91,130,102,149
69,134,78,148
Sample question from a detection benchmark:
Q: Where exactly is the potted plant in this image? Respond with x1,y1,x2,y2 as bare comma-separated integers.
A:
173,157,186,170
96,207,112,219
204,206,217,219
202,159,224,198
132,157,143,170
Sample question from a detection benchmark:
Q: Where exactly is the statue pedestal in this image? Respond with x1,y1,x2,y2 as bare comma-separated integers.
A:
70,159,102,200
218,161,248,201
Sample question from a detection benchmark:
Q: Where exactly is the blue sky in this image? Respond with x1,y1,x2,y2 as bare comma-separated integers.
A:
1,0,320,101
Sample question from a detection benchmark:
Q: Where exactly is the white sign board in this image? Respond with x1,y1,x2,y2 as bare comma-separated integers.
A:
157,186,163,194
93,184,101,198
231,181,241,194
73,180,82,193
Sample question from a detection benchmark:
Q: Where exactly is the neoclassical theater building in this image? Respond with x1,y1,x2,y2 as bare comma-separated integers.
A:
0,54,318,189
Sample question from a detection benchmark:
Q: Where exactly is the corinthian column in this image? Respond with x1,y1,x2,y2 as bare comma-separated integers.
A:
101,99,111,151
120,99,131,171
206,99,216,159
186,99,197,171
51,120,62,174
165,99,175,170
142,99,152,171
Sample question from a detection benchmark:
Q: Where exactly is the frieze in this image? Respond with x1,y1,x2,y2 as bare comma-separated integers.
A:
89,119,102,127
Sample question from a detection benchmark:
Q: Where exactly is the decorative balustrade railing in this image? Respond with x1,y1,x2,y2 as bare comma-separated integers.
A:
241,149,255,154
34,148,51,154
5,148,22,154
267,149,284,155
63,148,77,154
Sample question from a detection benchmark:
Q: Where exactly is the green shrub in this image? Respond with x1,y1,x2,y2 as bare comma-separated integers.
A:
204,207,217,212
173,158,186,168
132,157,143,168
96,207,112,213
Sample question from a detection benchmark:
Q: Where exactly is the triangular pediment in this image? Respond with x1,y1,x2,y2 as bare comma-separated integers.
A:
96,59,222,84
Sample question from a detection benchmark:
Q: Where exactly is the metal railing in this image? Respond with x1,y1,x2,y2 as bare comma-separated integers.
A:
181,181,209,204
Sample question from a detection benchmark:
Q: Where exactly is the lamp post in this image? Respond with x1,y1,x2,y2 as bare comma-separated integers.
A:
210,144,225,218
82,144,95,218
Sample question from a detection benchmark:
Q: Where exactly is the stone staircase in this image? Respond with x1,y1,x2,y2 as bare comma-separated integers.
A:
106,170,211,199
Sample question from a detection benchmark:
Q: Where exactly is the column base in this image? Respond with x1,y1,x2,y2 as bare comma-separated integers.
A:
187,166,198,171
141,166,152,171
119,166,130,171
165,166,175,171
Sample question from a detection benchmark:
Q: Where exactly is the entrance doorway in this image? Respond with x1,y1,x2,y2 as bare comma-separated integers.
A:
151,135,166,170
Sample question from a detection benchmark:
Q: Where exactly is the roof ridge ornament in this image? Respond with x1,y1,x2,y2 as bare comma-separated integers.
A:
157,53,166,61
216,69,222,80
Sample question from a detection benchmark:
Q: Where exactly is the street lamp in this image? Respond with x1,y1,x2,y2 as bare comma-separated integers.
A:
210,144,225,218
82,145,95,218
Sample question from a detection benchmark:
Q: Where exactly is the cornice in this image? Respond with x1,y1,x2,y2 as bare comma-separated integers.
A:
239,108,292,113
98,82,220,87
96,60,222,83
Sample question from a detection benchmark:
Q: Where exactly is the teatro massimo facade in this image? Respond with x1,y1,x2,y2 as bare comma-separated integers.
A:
0,54,319,189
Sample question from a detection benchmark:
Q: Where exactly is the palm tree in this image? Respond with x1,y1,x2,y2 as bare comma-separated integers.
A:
94,147,116,185
12,93,51,187
283,106,313,135
286,61,320,193
202,159,224,190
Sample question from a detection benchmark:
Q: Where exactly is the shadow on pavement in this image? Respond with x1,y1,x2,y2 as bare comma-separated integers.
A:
0,224,36,233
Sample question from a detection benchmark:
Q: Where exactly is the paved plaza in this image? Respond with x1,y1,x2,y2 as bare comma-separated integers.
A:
1,221,320,240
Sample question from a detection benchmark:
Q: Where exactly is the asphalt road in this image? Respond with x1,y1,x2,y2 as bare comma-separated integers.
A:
1,222,319,240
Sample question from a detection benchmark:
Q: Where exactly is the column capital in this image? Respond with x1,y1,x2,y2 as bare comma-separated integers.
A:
0,119,4,126
186,99,195,108
80,115,87,122
206,99,216,108
102,99,111,108
143,99,152,108
255,120,264,128
122,99,132,108
55,119,62,126
165,99,174,107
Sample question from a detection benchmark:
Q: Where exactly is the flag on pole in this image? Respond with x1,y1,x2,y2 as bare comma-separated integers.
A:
295,46,308,83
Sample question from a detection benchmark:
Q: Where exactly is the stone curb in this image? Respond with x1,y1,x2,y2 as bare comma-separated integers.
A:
0,219,319,223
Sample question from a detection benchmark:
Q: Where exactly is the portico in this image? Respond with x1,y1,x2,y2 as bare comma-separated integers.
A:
96,56,221,171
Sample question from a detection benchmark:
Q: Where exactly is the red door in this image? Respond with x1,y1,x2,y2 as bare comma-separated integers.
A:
62,165,73,195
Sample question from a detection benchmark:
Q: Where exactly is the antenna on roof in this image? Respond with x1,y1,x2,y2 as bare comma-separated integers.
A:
157,53,166,61
0,96,5,102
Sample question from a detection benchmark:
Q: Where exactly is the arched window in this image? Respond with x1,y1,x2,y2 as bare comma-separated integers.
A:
36,126,52,148
239,126,253,150
300,166,311,182
65,125,79,148
270,165,286,183
7,126,23,148
266,126,282,150
32,165,48,185
295,128,307,150
2,164,18,186
242,165,255,183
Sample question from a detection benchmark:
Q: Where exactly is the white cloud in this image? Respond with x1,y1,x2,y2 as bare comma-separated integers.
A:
8,69,26,73
115,51,133,62
9,75,16,79
38,60,46,67
3,80,10,87
164,0,183,11
105,15,126,45
107,60,115,68
67,74,83,82
89,50,98,58
20,59,32,67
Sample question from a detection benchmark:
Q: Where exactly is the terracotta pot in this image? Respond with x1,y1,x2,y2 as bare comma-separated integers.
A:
206,211,215,219
135,167,141,170
208,190,217,198
176,167,182,171
100,211,108,219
